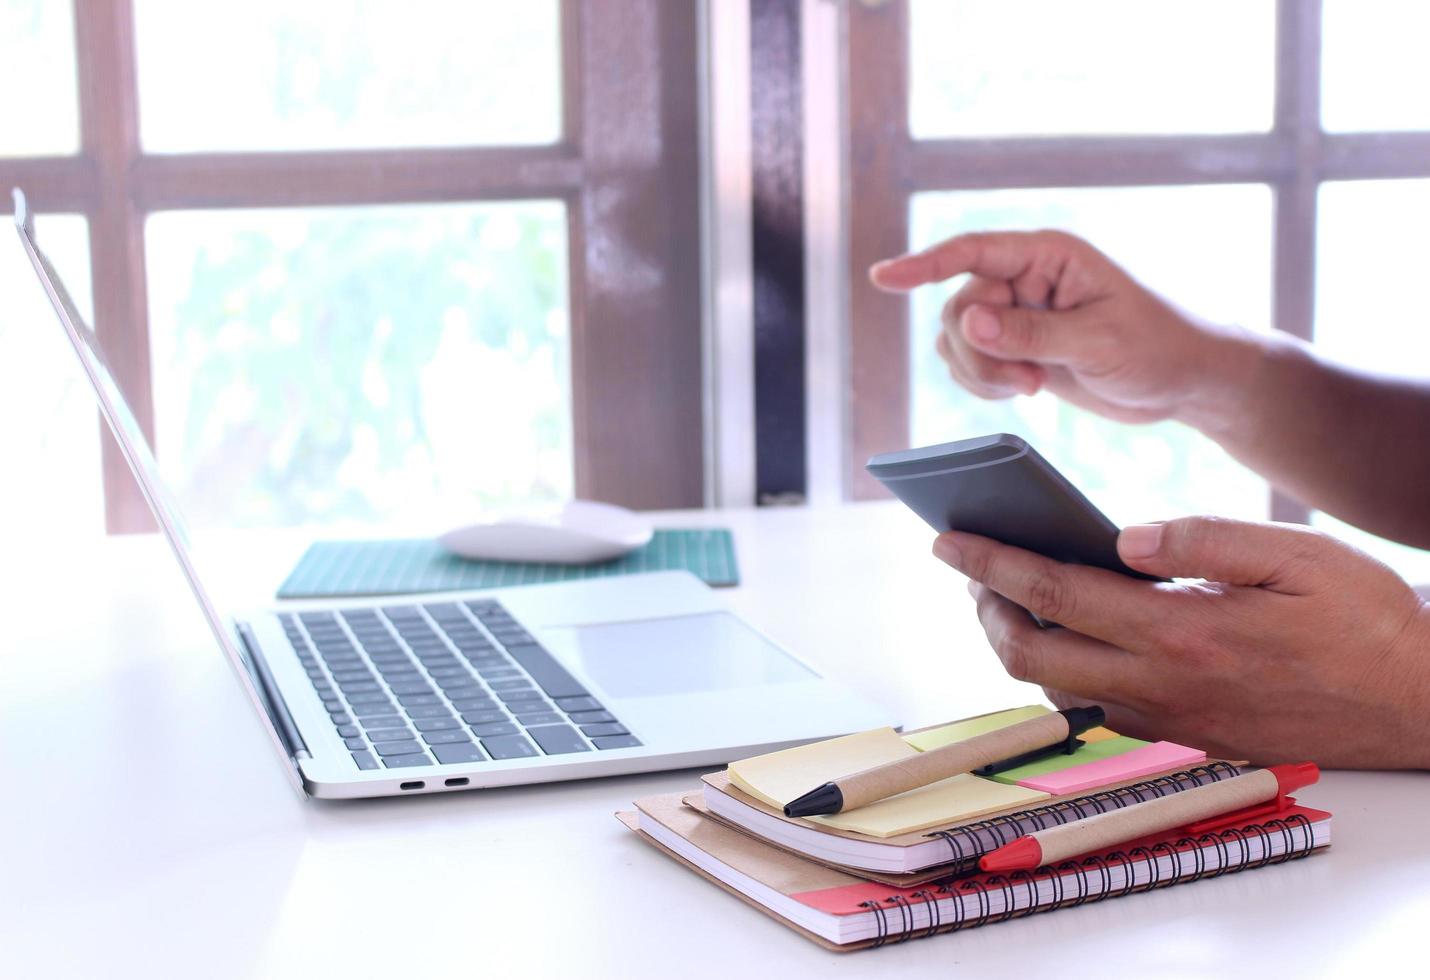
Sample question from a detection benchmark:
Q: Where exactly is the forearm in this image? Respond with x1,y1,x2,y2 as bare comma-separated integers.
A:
1180,332,1430,548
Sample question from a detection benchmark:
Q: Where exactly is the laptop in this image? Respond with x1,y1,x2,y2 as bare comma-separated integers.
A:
12,188,894,799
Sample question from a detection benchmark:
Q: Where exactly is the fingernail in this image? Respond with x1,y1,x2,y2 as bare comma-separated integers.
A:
965,307,1001,342
933,534,962,567
1119,524,1163,559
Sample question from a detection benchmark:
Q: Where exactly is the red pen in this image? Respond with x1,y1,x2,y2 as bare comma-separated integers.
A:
979,762,1320,872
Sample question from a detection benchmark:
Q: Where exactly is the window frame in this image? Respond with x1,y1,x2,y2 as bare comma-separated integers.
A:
2,0,704,532
846,0,1421,517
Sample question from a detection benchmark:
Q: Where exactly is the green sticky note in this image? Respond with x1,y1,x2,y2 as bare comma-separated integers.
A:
901,705,1053,752
986,735,1151,785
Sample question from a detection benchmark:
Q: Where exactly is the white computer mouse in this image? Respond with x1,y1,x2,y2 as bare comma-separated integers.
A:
436,499,655,565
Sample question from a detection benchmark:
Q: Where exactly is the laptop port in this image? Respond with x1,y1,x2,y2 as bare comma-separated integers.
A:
399,781,425,791
444,777,470,787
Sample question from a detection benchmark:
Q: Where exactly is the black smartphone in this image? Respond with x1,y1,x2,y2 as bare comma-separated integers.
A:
867,433,1154,583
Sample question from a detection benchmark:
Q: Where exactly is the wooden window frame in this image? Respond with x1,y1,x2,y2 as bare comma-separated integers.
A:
3,0,703,533
847,0,1430,516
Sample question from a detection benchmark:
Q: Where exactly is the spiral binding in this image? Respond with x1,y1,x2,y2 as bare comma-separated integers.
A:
859,812,1316,946
923,762,1242,867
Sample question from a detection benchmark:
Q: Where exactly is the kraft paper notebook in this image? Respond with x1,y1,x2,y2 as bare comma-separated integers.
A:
704,705,1233,874
618,791,1331,951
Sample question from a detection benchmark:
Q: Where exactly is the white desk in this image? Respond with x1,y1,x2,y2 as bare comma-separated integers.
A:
3,502,1427,978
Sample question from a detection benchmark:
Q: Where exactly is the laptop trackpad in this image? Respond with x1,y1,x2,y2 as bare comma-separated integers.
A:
538,612,815,698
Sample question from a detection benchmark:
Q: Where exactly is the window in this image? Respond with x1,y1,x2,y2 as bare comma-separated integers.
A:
2,0,702,534
847,0,1430,578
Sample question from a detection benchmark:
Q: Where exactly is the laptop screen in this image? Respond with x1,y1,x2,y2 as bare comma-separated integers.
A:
12,188,306,795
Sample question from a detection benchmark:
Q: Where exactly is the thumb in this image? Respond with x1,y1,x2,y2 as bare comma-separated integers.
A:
961,303,1107,367
1116,516,1330,592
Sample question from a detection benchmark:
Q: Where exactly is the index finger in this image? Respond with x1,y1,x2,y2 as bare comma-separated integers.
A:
870,231,1057,291
935,530,1167,651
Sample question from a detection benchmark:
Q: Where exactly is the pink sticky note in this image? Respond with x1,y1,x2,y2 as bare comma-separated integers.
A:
1015,741,1207,795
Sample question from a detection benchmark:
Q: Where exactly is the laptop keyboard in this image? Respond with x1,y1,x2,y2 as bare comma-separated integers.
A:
279,600,641,771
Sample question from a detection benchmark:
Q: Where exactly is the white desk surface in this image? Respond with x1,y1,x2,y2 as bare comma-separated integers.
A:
3,501,1426,979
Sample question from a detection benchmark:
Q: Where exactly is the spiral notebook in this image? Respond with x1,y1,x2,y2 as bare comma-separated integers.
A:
701,763,1247,877
620,791,1332,951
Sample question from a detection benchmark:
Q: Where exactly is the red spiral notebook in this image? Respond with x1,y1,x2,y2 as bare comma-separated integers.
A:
619,791,1331,951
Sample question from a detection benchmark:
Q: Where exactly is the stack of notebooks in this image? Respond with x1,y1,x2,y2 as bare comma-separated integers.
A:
617,705,1332,950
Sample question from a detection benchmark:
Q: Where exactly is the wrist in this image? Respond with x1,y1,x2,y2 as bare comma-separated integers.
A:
1387,600,1430,770
1172,327,1301,441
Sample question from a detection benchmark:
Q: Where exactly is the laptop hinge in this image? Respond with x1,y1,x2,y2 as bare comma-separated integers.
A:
236,622,310,762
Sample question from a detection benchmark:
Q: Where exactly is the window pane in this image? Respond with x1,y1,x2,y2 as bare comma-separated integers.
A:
134,0,561,152
909,0,1275,138
1322,0,1430,132
0,0,80,156
1316,180,1430,374
1313,179,1430,583
0,214,102,540
145,202,571,529
909,185,1273,525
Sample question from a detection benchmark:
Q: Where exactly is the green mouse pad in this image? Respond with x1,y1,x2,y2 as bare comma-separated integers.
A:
276,528,739,599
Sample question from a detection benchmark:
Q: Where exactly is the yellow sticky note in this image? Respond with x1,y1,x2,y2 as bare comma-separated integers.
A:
727,727,916,809
902,705,1053,752
812,774,1050,838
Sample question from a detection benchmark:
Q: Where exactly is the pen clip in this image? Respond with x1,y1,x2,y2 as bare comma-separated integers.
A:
972,734,1085,777
1182,794,1298,835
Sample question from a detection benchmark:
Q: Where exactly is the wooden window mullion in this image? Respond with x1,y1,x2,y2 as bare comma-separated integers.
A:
847,0,910,499
1269,0,1322,524
74,0,154,533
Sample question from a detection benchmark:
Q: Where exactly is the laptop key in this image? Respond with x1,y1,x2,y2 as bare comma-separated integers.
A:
372,739,425,757
554,696,602,713
359,714,404,729
407,704,457,719
331,669,372,682
432,743,485,765
580,722,630,738
527,725,591,755
480,733,539,760
487,678,532,691
365,728,413,743
471,722,519,737
592,734,642,750
396,693,441,708
382,754,431,769
330,712,352,726
346,690,389,703
452,698,498,712
344,736,368,751
461,710,510,726
352,701,397,717
477,667,522,680
503,644,588,699
351,750,379,771
337,725,360,738
423,729,473,745
435,676,482,692
498,689,546,704
567,710,616,725
515,711,563,727
414,717,459,732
